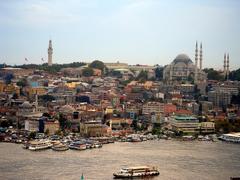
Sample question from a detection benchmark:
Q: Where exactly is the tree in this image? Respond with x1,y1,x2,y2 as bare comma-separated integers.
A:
187,73,194,83
58,113,67,131
15,62,86,73
42,112,51,118
12,93,18,99
203,68,224,81
29,131,36,139
4,73,14,84
55,129,62,136
82,67,94,77
89,60,105,71
136,70,148,82
16,78,28,87
152,123,162,135
40,95,55,103
110,70,122,78
229,68,240,81
45,128,50,135
231,92,240,105
155,67,163,80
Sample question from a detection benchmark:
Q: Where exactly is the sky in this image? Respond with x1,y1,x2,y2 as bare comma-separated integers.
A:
0,0,239,70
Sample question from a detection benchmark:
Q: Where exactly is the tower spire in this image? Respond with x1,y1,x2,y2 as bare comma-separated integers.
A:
224,53,226,78
194,41,198,84
199,42,202,70
226,53,229,80
48,40,53,66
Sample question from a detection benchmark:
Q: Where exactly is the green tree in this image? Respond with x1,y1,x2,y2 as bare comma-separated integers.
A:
89,60,105,71
16,78,28,87
136,70,148,82
203,68,224,81
40,94,55,103
58,113,67,131
152,124,162,135
229,68,240,81
29,131,36,139
155,66,163,80
45,128,50,135
14,62,86,74
82,67,94,77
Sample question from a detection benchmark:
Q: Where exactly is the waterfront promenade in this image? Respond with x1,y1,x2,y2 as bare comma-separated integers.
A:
0,140,239,180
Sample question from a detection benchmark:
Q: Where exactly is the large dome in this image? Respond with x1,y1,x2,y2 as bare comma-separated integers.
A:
173,54,193,64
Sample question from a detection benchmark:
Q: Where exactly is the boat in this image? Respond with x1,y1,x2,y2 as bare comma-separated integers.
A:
113,166,160,178
28,140,52,151
93,142,102,148
182,135,194,141
69,141,87,150
218,133,240,143
52,143,69,151
51,140,61,146
22,141,30,149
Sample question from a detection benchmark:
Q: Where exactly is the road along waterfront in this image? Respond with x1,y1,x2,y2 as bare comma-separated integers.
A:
0,140,239,180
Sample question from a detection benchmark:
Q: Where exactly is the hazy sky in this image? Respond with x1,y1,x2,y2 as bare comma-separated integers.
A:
0,0,239,69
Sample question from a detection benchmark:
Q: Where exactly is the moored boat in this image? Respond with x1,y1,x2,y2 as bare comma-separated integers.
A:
52,143,69,151
28,140,52,151
113,166,159,178
218,133,240,143
22,141,30,149
69,141,87,150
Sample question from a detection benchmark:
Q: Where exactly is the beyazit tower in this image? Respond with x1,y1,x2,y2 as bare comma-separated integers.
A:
48,40,53,66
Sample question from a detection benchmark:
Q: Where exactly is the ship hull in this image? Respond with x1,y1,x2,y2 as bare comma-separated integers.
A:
113,171,159,178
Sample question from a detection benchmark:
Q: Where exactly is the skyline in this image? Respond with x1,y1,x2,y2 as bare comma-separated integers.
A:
0,0,240,70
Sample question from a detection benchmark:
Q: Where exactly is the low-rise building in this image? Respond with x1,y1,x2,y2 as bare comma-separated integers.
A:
142,102,164,115
170,115,199,134
208,90,231,108
80,121,111,137
44,121,60,135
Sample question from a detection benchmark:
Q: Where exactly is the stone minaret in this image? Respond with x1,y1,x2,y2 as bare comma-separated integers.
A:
223,53,227,78
35,94,38,112
199,43,202,70
48,40,53,66
226,53,230,80
194,41,198,84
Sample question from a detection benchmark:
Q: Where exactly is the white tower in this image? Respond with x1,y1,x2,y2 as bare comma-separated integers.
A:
48,40,53,66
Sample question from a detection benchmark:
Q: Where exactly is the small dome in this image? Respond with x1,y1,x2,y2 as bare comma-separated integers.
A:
20,101,33,108
173,54,193,64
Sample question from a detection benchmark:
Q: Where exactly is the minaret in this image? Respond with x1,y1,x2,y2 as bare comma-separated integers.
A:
48,40,53,66
226,53,230,80
35,94,38,112
199,43,202,70
223,53,226,78
194,41,198,84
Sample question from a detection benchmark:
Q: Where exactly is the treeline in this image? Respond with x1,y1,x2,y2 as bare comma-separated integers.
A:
13,62,86,73
203,68,240,81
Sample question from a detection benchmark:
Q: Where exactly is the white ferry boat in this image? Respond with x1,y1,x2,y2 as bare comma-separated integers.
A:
218,133,240,143
28,140,52,151
113,166,160,178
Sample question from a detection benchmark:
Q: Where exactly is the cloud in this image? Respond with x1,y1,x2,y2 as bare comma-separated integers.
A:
0,0,80,27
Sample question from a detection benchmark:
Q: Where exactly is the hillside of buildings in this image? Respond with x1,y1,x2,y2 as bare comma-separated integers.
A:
0,58,240,142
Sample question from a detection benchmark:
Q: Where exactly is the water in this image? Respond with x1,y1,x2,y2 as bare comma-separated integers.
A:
0,140,239,180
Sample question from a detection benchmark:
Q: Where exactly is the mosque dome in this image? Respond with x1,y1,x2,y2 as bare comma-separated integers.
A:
20,101,33,108
173,54,193,64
